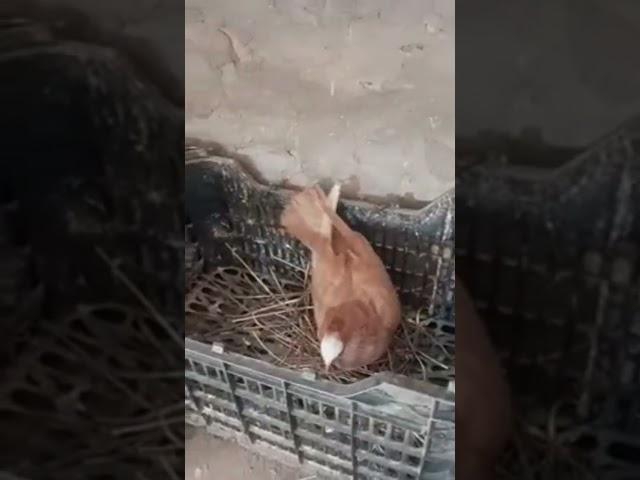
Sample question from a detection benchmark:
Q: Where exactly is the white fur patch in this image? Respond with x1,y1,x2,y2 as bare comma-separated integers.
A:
327,183,341,212
320,334,344,367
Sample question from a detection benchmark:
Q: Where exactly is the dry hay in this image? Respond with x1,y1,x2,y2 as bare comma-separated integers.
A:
498,412,597,480
0,249,183,480
185,251,454,386
496,375,595,477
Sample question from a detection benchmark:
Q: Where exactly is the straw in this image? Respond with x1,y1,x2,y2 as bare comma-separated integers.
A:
185,258,454,385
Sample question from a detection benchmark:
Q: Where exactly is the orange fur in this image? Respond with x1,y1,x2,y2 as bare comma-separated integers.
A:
280,185,401,369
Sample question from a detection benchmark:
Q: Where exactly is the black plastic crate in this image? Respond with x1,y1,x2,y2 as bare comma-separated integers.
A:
185,143,455,480
457,117,640,477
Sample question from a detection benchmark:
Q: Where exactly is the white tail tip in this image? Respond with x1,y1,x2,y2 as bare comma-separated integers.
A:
320,334,344,367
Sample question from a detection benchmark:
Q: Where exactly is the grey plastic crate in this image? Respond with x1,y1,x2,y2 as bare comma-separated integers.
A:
186,340,454,480
457,117,640,477
184,143,455,479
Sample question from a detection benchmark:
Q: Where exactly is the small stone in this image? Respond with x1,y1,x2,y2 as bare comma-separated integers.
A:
424,13,444,34
428,116,441,129
301,368,317,380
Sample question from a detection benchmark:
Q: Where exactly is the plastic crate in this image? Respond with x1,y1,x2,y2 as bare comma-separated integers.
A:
184,144,455,479
457,119,640,477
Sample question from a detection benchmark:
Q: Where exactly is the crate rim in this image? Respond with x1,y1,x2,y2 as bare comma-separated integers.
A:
186,338,455,406
185,149,455,217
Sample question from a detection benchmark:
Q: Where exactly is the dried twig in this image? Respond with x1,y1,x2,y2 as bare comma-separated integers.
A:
96,247,182,348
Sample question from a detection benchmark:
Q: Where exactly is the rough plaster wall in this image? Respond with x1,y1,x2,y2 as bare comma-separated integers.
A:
185,0,455,202
22,1,640,193
26,0,455,201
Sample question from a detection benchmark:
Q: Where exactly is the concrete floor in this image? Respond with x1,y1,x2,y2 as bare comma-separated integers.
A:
186,426,303,480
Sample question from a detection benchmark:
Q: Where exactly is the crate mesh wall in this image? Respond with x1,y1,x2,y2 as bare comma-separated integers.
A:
185,145,455,321
457,118,640,476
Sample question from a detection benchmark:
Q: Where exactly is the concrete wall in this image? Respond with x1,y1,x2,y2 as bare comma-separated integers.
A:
13,1,453,201
16,1,640,194
185,0,455,202
27,0,456,202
